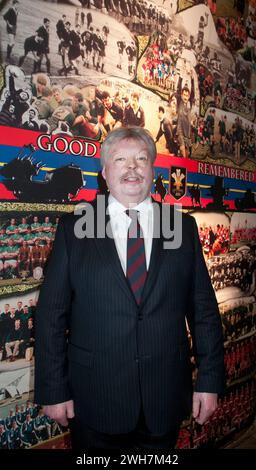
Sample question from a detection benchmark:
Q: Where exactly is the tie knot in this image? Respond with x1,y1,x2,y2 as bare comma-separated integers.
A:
126,209,143,238
126,209,139,221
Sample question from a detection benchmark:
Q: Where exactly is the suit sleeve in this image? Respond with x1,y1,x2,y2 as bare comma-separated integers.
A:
34,215,73,405
187,216,225,394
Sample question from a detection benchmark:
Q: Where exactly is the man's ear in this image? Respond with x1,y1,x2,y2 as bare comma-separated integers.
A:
102,166,106,180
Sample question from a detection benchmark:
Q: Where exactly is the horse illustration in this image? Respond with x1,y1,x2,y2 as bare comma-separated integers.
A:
189,184,201,207
154,174,167,202
0,145,84,203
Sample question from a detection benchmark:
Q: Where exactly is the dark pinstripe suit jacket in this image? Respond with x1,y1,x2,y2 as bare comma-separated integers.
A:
34,198,225,434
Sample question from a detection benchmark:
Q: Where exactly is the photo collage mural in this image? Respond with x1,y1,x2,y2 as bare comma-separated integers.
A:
0,0,255,449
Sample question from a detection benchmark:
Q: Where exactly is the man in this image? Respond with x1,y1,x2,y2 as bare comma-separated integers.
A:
18,240,30,275
35,127,224,450
155,106,177,154
33,87,53,120
58,21,72,76
3,0,19,61
101,91,123,131
68,24,84,75
205,108,216,155
22,108,39,131
18,33,44,73
218,115,227,152
56,14,67,52
0,71,30,127
177,86,193,158
123,92,145,127
117,38,126,70
36,18,51,74
31,74,47,99
5,318,23,361
126,41,137,76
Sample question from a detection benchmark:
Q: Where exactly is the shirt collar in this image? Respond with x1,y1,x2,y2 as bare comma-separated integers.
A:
108,194,152,217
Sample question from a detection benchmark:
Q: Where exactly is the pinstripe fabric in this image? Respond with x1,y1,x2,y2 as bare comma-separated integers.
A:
34,199,225,435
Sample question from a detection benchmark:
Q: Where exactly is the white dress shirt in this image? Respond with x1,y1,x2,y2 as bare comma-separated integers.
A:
107,195,154,274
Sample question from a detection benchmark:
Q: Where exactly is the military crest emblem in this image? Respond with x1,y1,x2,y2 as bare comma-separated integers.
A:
169,166,187,201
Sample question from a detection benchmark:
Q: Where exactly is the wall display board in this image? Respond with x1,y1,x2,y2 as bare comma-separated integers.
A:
0,0,255,449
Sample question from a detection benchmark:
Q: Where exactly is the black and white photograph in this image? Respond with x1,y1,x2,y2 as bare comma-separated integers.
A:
219,295,256,343
0,0,137,81
207,244,256,304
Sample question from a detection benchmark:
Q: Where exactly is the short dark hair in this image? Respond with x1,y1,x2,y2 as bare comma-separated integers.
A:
74,92,83,102
181,86,190,95
101,91,110,100
158,106,164,114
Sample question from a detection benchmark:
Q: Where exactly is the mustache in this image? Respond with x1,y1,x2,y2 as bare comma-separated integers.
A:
120,172,143,182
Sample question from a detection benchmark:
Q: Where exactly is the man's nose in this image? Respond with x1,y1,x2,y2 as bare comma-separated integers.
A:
126,157,137,169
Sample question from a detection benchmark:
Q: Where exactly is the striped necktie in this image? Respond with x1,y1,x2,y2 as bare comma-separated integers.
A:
126,209,147,305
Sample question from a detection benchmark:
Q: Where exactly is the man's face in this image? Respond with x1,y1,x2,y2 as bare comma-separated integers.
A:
131,96,138,110
88,87,95,100
103,97,111,108
170,97,177,114
72,98,79,113
29,110,36,120
9,104,15,114
102,138,153,207
20,91,29,102
181,90,190,105
54,90,62,103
